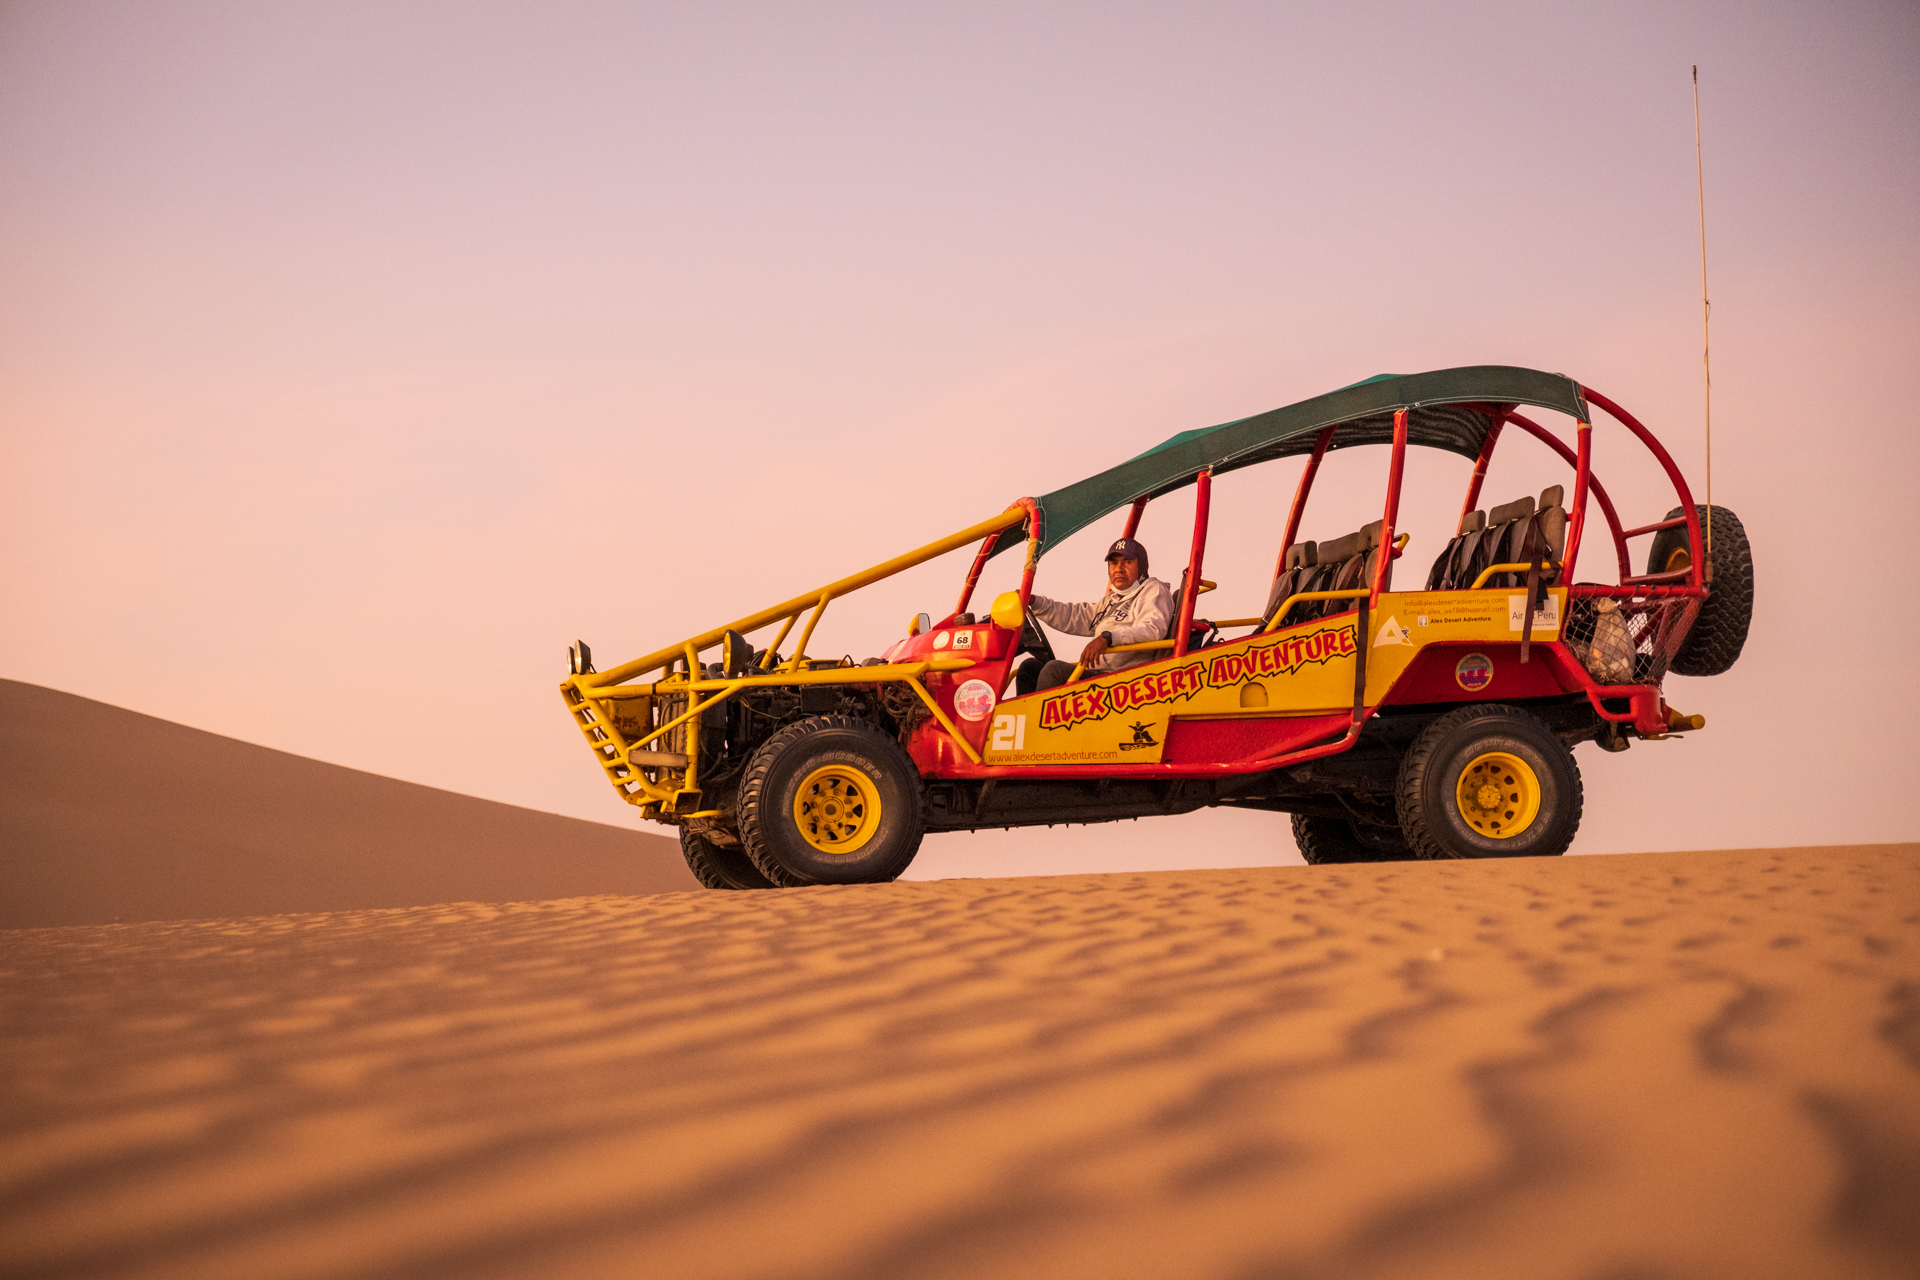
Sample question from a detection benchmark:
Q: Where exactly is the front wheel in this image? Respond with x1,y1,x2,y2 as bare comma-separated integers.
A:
739,715,925,886
1396,704,1583,860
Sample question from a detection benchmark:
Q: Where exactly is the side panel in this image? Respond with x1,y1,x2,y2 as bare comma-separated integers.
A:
987,617,1361,765
969,587,1569,771
1162,714,1351,765
1378,643,1574,704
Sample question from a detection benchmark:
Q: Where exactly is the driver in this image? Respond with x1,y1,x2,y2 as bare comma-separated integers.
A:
1017,537,1174,694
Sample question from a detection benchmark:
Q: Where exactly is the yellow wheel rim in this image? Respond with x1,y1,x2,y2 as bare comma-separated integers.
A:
792,765,882,855
1664,546,1692,574
1454,751,1541,840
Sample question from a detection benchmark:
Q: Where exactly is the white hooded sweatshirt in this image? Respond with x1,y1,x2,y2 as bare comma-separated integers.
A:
1029,576,1175,674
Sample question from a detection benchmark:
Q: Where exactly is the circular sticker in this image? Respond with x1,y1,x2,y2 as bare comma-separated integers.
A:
1454,652,1494,693
932,631,950,649
953,679,997,722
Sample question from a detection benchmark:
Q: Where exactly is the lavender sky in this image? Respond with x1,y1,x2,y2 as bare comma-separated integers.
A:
3,1,1916,877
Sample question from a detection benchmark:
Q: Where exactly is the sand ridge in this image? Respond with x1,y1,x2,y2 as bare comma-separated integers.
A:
3,844,1916,1279
0,679,697,926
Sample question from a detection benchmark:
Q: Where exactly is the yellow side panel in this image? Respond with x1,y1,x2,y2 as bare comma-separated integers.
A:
981,589,1563,766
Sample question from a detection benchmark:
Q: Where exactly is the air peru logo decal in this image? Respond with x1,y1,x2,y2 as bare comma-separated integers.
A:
1037,623,1357,731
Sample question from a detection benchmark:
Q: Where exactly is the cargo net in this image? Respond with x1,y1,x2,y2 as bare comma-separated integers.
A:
1563,594,1701,687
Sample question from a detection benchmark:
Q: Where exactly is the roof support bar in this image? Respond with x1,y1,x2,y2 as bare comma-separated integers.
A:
1505,412,1632,583
1564,419,1594,583
1277,424,1335,576
1459,414,1505,532
1174,469,1212,658
1370,409,1409,608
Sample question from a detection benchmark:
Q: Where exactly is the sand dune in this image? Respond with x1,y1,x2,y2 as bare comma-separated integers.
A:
2,844,1915,1279
0,679,696,926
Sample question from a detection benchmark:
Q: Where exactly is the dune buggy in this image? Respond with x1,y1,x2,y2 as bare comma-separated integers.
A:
561,366,1753,887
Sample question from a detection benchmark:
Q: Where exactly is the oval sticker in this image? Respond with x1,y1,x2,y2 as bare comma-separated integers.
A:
953,679,997,722
932,631,950,649
1454,652,1494,693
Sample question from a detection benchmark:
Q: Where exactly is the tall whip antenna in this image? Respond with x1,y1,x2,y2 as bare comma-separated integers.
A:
1692,64,1713,572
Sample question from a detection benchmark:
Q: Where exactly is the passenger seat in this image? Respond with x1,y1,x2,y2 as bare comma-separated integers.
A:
1481,486,1568,589
1263,541,1318,627
1426,510,1487,591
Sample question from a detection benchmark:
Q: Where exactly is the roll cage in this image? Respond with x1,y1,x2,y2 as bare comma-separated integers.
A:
561,366,1711,821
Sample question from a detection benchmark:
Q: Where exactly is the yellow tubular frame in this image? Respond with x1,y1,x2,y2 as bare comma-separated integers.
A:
563,506,1029,811
1469,561,1561,590
589,505,1026,688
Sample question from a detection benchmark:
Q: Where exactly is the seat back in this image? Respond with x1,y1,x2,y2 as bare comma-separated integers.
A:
1312,524,1377,616
1263,541,1318,625
1475,495,1534,589
1427,510,1485,590
1475,487,1572,590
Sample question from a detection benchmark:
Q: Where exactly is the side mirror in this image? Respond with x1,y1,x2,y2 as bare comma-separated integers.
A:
908,612,931,637
990,591,1025,631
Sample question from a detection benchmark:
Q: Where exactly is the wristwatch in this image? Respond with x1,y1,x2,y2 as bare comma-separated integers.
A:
1098,631,1113,645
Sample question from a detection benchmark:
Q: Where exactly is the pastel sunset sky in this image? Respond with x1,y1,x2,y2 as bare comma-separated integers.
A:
4,1,1915,877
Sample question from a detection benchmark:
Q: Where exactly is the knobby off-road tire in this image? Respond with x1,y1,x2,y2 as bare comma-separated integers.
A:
1290,812,1417,864
739,714,925,887
1648,504,1753,677
1396,704,1583,860
679,827,775,891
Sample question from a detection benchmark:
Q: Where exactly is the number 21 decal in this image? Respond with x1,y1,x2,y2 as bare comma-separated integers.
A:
989,713,1027,752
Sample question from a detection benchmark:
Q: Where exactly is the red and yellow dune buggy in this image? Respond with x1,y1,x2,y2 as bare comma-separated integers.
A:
561,366,1753,887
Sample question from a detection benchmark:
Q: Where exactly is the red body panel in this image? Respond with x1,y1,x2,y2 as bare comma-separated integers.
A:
1378,642,1577,706
1162,714,1351,765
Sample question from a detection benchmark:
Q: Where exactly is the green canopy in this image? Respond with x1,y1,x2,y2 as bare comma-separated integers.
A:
995,365,1588,560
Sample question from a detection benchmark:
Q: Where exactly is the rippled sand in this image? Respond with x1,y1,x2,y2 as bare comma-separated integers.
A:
3,844,1916,1280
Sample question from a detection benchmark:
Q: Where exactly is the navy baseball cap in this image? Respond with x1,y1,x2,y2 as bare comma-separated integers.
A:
1105,537,1148,572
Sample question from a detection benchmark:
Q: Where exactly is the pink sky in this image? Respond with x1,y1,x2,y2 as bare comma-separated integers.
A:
3,1,1916,877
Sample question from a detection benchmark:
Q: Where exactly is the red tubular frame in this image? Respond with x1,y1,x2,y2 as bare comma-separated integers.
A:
1121,495,1149,540
1504,412,1633,584
1459,415,1504,533
1563,418,1593,582
954,534,998,615
1370,409,1408,606
1174,470,1212,657
954,496,1044,619
1276,425,1336,576
1579,386,1704,590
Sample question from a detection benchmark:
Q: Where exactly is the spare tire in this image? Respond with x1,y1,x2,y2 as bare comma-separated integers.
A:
1647,505,1753,676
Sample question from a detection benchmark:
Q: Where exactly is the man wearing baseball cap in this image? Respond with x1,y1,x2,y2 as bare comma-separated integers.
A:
1016,536,1175,695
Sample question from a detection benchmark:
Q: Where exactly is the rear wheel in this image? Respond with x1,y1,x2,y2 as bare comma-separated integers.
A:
1397,704,1582,860
1648,504,1753,676
1290,811,1418,864
739,715,925,886
679,827,774,891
